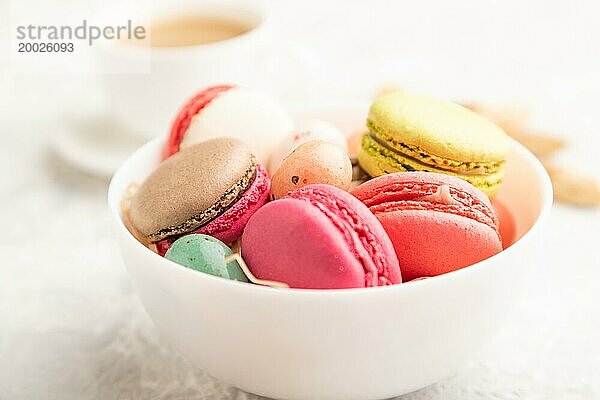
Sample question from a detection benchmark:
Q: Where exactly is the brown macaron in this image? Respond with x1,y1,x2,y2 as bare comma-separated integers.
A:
130,138,258,242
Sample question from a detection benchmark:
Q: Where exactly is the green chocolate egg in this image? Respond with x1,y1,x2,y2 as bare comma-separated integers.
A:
165,234,248,282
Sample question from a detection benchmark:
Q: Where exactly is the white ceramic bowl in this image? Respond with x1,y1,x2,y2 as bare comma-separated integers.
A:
108,105,553,400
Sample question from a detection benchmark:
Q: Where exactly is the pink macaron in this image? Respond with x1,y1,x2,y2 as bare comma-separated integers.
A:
351,172,502,281
241,184,402,289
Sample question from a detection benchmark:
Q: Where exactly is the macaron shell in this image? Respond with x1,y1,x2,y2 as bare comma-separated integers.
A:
241,198,366,289
376,210,502,281
368,92,509,163
179,87,293,164
130,138,255,239
270,141,352,200
154,164,271,253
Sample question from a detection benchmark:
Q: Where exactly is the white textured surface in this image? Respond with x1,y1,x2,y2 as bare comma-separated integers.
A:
2,0,600,398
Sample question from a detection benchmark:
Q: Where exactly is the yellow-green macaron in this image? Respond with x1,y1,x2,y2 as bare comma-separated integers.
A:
358,92,510,195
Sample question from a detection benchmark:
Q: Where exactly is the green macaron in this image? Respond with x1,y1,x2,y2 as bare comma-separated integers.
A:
165,234,248,282
358,92,510,196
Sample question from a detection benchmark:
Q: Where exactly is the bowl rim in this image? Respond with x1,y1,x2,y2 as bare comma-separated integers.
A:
107,105,553,297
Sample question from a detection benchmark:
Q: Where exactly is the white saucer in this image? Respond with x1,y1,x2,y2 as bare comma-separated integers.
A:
53,115,151,178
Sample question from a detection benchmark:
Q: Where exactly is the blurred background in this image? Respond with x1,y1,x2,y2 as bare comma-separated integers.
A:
1,0,599,398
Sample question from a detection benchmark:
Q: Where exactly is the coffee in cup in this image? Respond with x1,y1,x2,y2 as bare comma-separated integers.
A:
125,15,253,47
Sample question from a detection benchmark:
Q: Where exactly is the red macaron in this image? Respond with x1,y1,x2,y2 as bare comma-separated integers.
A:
351,172,502,281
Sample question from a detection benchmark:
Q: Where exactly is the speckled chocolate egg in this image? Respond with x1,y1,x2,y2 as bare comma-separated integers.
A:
271,140,353,199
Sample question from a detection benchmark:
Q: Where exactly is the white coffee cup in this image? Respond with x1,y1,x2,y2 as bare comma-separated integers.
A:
95,0,314,138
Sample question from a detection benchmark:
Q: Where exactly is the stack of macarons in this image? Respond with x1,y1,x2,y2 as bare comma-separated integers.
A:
124,86,512,289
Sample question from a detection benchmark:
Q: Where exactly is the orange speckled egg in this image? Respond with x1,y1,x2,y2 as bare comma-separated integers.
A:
271,140,352,200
